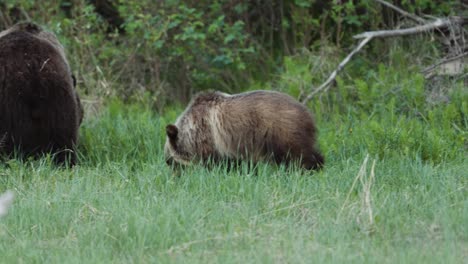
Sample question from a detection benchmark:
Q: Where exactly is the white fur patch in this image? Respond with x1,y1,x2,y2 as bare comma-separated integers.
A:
0,27,13,39
216,92,232,97
208,107,235,158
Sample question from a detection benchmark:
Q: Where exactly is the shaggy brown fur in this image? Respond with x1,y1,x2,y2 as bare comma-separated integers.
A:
0,22,83,165
165,90,324,170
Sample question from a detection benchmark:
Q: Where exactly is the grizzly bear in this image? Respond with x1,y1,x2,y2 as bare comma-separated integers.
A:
164,90,324,170
0,22,83,165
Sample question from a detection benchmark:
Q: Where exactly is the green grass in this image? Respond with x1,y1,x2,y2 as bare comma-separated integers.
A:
0,98,466,263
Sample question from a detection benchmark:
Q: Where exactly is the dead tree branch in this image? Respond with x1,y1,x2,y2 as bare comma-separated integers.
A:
374,0,426,24
422,52,468,74
301,15,466,104
301,37,372,104
354,17,465,39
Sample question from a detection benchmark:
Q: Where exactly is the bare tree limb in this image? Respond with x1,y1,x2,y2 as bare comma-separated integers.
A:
374,0,426,24
302,16,466,104
421,52,468,78
354,17,464,39
422,52,468,74
301,36,372,104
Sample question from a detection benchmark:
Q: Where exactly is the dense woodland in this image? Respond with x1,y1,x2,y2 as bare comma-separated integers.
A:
1,0,466,103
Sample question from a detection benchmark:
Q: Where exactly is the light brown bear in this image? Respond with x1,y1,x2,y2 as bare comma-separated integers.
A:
165,90,324,170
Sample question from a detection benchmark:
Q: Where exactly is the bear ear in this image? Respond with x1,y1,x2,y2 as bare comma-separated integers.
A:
166,124,178,141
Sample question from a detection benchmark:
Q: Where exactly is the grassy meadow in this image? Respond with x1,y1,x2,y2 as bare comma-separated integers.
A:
0,85,466,263
0,1,467,262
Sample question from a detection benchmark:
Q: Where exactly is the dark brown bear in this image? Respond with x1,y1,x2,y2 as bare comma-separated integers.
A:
165,90,324,170
0,22,83,165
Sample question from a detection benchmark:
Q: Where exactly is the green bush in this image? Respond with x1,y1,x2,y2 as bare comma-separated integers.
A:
276,45,466,164
1,0,464,103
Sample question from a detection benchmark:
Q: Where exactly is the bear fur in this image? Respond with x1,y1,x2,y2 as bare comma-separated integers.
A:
165,90,324,170
0,22,83,165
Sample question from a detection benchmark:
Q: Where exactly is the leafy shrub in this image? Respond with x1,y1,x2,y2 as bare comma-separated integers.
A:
1,0,463,103
277,49,466,164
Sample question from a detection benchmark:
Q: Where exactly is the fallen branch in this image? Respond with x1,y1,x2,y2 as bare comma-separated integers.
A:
422,52,468,74
301,15,466,104
354,17,464,39
374,0,426,24
301,36,372,104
